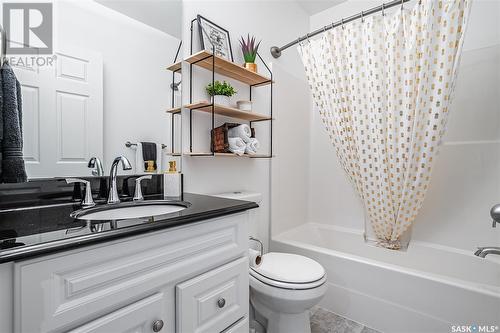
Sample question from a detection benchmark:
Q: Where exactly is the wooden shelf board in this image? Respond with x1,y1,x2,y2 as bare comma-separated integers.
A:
185,50,271,86
166,61,181,72
185,101,271,121
166,106,181,114
184,152,271,158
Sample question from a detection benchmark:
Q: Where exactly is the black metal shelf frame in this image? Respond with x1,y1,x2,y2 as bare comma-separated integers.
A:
185,18,274,158
170,41,182,156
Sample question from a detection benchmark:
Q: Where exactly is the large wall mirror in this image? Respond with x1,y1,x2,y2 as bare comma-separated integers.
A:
1,0,182,181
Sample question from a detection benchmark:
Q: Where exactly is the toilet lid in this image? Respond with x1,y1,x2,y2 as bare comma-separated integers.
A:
250,252,325,284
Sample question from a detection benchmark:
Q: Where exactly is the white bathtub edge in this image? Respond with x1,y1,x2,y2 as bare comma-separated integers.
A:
273,225,500,298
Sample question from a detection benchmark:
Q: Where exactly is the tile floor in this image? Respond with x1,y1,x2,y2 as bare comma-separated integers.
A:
310,307,381,333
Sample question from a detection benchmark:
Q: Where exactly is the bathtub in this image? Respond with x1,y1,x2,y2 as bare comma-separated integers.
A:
272,223,500,333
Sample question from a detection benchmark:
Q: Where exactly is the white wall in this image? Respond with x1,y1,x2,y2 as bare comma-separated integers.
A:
180,0,311,251
306,0,500,251
56,1,180,173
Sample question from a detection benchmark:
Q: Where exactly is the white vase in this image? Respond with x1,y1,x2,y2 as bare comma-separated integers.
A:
213,95,230,106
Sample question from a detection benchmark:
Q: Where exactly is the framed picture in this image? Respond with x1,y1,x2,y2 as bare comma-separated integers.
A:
197,15,234,62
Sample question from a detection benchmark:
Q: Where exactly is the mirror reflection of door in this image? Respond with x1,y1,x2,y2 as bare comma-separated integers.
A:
15,47,103,178
3,0,181,180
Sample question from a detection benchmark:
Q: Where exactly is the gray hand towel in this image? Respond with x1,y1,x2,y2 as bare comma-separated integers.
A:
0,63,27,183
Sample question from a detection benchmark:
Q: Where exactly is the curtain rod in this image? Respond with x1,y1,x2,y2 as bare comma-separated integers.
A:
270,0,411,58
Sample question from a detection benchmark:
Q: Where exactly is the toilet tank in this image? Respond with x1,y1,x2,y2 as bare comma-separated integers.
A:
213,191,266,251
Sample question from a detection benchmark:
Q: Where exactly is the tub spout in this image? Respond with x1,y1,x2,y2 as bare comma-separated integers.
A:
474,247,500,258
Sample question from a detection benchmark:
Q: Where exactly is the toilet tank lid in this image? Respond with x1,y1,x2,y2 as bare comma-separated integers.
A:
213,191,262,204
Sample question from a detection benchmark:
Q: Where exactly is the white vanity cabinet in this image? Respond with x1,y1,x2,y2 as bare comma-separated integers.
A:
1,212,250,333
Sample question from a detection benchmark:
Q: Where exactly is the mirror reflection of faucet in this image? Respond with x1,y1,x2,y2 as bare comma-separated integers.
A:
88,157,104,176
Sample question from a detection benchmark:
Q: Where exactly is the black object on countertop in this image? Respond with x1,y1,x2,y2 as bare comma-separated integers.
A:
0,193,258,263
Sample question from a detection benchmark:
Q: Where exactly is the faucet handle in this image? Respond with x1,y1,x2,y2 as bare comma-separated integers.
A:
66,178,95,207
490,204,500,228
133,175,152,201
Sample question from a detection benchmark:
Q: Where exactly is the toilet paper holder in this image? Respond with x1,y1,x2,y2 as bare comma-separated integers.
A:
249,236,263,257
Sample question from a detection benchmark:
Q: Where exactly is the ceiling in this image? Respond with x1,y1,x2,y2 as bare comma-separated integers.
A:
95,0,182,39
295,0,346,15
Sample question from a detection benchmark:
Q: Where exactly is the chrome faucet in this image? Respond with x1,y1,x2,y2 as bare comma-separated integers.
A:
474,204,500,258
107,156,132,204
88,157,104,176
474,247,500,258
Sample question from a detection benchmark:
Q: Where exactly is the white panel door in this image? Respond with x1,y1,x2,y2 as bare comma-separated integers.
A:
14,47,103,178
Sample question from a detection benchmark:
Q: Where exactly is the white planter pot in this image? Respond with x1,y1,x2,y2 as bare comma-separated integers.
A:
213,95,230,106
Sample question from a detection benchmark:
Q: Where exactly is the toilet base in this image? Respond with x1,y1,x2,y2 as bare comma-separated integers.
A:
251,294,312,333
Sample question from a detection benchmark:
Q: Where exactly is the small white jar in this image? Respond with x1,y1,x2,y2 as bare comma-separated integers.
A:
236,100,252,111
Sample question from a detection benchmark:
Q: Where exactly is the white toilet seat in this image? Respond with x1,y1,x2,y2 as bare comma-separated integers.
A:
250,269,327,290
250,252,326,290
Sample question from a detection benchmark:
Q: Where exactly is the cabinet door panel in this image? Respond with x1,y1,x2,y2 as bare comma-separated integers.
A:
176,257,248,333
69,293,166,333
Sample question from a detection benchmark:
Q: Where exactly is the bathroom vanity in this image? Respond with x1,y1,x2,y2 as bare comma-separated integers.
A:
0,191,257,333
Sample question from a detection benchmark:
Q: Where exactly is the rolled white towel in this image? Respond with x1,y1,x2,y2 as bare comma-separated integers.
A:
228,137,246,156
228,124,252,143
245,138,260,155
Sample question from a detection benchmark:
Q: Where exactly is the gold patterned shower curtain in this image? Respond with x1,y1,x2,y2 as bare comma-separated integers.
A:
299,0,471,249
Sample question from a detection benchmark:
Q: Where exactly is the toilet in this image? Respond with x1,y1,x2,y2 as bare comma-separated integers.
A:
214,191,327,333
249,252,327,333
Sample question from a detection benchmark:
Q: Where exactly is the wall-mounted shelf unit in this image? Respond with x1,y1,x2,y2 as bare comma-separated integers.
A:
184,152,270,158
165,18,274,158
166,106,181,114
167,101,271,122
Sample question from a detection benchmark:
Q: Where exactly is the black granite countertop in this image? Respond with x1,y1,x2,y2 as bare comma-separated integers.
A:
0,193,258,263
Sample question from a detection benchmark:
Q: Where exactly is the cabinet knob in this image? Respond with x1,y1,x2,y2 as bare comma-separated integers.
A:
217,298,226,308
152,319,164,332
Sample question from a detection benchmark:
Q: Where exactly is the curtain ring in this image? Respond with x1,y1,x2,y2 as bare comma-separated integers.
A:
381,3,385,16
341,18,345,29
361,10,364,23
401,0,404,10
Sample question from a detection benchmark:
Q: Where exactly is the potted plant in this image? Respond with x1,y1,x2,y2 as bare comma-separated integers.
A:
239,34,261,73
206,80,237,106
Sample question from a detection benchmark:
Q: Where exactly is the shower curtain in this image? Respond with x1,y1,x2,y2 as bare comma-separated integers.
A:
299,0,471,249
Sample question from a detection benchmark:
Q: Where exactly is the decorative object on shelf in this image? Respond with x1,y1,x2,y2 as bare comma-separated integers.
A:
236,100,252,112
197,15,233,62
239,34,261,73
206,80,237,106
211,123,255,154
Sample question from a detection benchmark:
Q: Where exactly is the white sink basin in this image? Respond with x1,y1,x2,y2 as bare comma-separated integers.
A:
72,201,188,221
